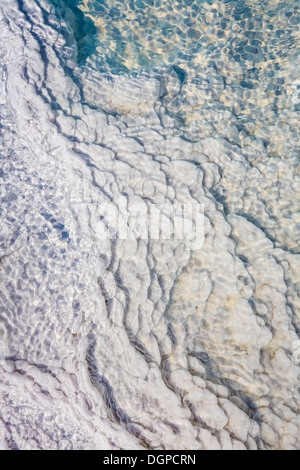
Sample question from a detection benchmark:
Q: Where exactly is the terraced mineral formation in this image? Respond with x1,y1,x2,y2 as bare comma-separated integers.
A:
0,0,299,450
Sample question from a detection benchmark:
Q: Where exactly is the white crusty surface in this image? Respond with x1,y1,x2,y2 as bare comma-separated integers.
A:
0,0,299,450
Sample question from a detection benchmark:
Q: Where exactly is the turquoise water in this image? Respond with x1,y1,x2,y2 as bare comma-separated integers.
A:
51,0,300,73
55,0,300,163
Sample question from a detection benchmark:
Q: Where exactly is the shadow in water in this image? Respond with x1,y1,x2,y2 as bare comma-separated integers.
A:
47,0,98,63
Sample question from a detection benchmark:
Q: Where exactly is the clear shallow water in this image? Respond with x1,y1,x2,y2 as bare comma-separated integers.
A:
0,0,299,450
59,1,300,156
49,0,300,250
56,0,300,71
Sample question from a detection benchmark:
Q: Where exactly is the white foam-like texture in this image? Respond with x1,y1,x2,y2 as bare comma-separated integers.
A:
0,0,299,450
